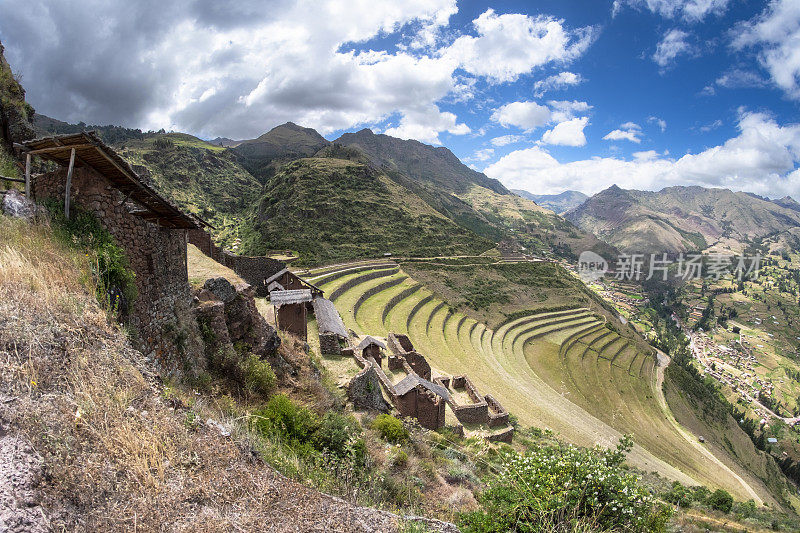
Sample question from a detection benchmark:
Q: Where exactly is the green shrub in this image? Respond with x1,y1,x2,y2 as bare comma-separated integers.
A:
459,436,671,533
371,414,409,443
389,448,409,469
661,481,693,508
45,201,137,310
238,354,276,396
706,489,734,513
251,394,318,443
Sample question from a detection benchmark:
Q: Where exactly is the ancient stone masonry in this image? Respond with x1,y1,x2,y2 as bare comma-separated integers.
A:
32,164,196,364
345,330,513,439
187,228,323,298
484,394,510,428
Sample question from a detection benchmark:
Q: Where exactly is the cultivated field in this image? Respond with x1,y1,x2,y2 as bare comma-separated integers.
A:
306,261,776,504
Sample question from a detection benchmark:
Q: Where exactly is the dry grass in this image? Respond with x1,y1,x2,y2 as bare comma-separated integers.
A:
0,215,420,532
187,243,244,286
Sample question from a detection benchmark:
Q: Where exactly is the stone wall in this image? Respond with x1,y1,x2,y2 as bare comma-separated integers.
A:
484,394,510,427
318,333,341,355
187,228,286,296
447,375,489,425
33,167,198,367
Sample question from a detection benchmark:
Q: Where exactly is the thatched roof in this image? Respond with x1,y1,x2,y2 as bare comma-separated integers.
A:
18,132,205,229
312,297,348,339
356,336,386,351
394,374,449,399
270,289,313,306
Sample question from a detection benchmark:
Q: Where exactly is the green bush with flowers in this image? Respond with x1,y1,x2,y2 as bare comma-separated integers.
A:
459,435,671,532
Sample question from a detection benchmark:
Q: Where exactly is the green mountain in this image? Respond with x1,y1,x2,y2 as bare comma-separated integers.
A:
513,189,588,214
233,122,330,182
238,156,495,264
567,184,800,254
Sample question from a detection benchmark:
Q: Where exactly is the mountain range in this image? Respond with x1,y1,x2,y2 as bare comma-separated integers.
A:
566,184,800,254
32,116,611,265
512,189,588,214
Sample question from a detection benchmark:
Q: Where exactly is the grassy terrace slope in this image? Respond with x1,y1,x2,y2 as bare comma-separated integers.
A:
309,261,778,504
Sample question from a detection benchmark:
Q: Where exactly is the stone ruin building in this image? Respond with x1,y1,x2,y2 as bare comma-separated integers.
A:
19,132,203,360
339,328,513,440
270,288,313,340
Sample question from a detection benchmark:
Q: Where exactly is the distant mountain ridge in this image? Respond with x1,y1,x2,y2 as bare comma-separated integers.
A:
567,184,800,254
513,189,588,214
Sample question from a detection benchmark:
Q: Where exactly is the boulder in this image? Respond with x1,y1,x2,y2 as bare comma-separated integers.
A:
1,190,36,220
348,366,390,412
195,279,280,360
203,277,237,304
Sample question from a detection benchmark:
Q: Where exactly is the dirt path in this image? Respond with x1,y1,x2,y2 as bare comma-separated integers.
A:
652,351,764,505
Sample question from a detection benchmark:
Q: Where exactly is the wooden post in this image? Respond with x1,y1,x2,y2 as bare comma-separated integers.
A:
24,153,31,198
64,148,76,218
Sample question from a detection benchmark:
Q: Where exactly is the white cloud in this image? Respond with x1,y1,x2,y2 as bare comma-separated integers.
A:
699,119,723,132
1,1,599,144
603,122,643,143
699,85,716,96
469,148,495,162
490,134,526,146
490,101,552,131
541,117,589,146
613,0,731,22
652,29,692,68
548,100,592,122
446,9,597,83
648,116,667,132
533,71,584,97
733,0,800,100
485,110,800,198
715,68,768,89
383,104,470,144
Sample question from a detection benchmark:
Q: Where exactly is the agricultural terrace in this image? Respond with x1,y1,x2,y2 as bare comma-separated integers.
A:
303,259,777,505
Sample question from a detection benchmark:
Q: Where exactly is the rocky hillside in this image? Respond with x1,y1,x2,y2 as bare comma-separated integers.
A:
0,40,35,150
513,189,588,214
567,185,800,254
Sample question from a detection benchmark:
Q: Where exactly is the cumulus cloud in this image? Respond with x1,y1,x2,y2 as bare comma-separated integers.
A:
613,0,731,22
446,10,597,83
485,110,800,198
0,1,595,143
732,0,800,100
490,101,552,131
652,29,692,68
548,100,592,122
541,117,589,147
533,71,583,97
603,122,643,143
490,134,526,146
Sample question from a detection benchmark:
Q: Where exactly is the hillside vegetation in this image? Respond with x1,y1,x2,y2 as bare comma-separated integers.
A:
305,259,786,507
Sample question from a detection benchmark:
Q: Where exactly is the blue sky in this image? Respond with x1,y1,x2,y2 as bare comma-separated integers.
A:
2,0,799,198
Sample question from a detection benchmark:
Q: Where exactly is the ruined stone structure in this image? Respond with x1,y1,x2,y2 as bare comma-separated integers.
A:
346,331,512,437
271,289,313,340
22,133,201,363
357,336,386,366
445,376,489,424
188,228,323,298
313,297,348,355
